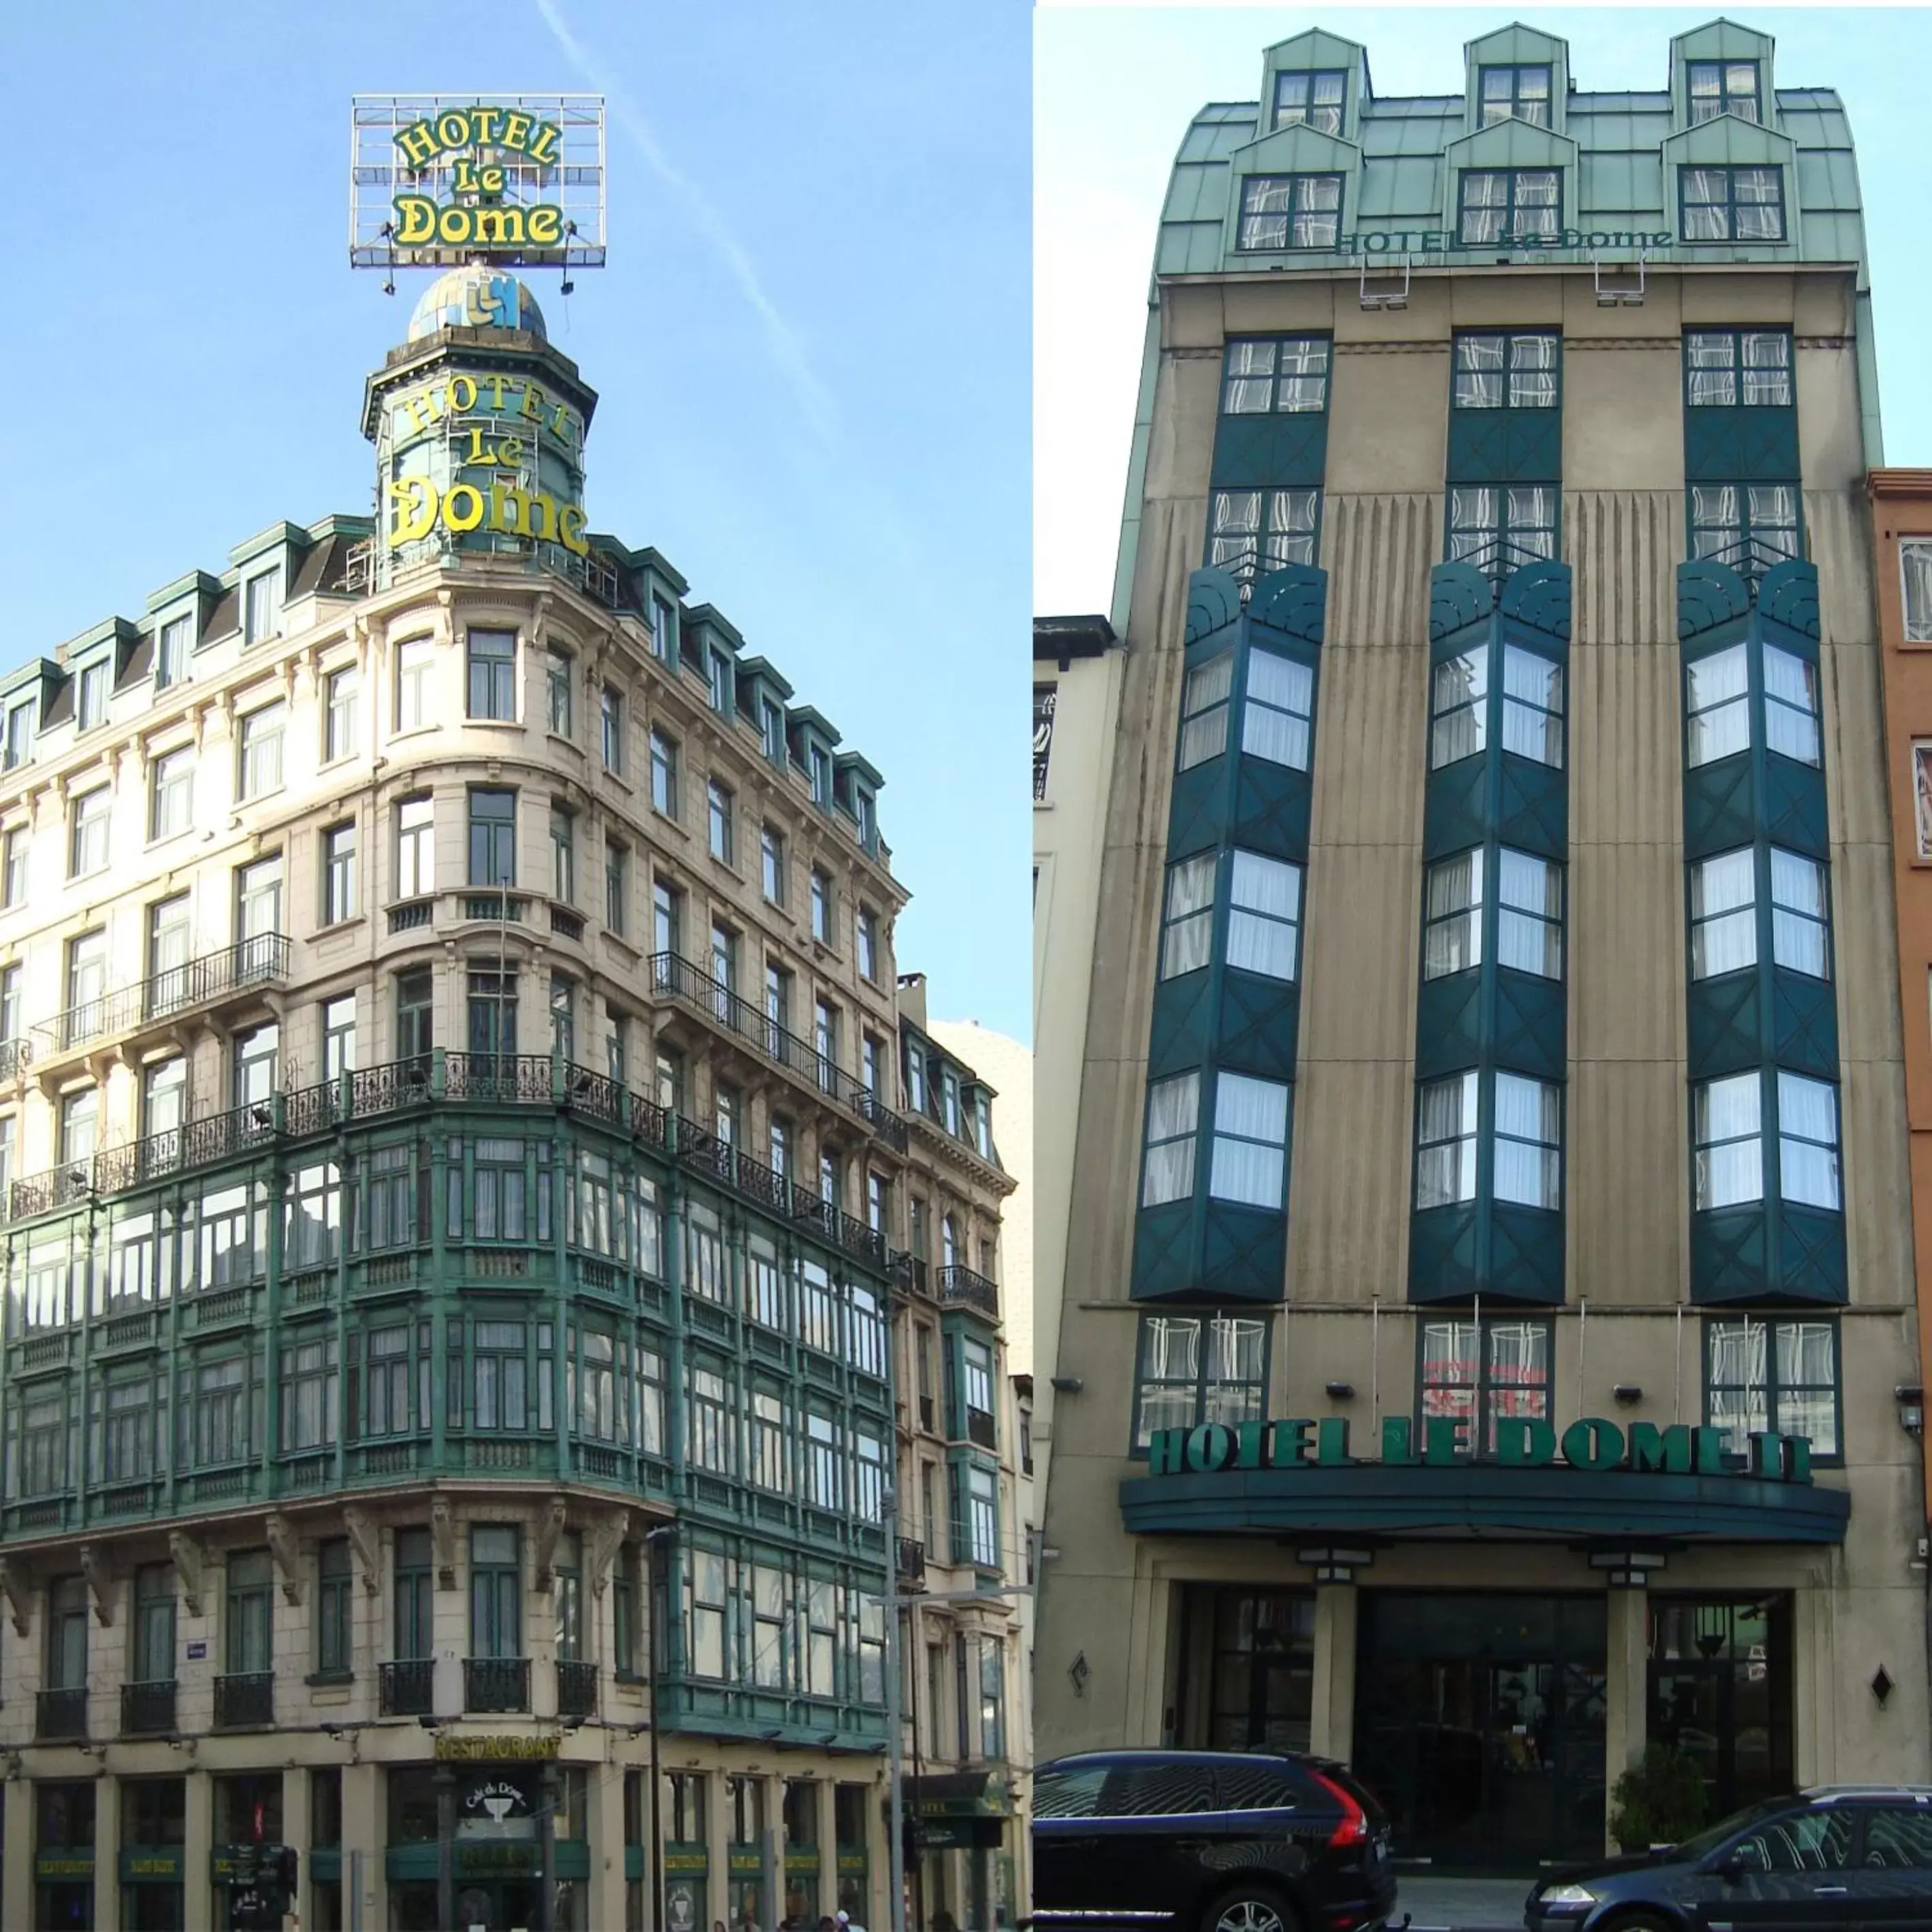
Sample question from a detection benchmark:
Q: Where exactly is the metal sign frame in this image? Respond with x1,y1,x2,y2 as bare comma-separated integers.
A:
350,93,607,270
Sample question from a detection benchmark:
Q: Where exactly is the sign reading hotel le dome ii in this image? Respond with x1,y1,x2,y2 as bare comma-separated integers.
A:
1148,1414,1817,1484
1337,226,1676,256
350,95,607,270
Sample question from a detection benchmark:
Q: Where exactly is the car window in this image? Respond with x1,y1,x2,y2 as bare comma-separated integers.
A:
1214,1762,1304,1811
1101,1764,1218,1816
1733,1809,1856,1873
1862,1806,1932,1869
1034,1766,1109,1820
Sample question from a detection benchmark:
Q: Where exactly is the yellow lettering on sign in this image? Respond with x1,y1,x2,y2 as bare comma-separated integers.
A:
446,374,478,413
444,483,486,533
496,435,523,467
435,109,472,151
470,106,504,147
388,476,438,544
524,204,564,247
519,382,547,425
487,373,510,410
549,403,572,440
557,503,589,556
527,119,562,167
394,196,438,247
470,206,525,247
395,120,441,168
500,110,534,153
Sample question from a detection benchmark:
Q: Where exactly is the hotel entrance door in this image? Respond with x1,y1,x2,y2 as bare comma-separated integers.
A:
1353,1593,1608,1871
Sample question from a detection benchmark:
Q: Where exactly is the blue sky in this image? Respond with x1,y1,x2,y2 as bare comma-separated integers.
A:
1,0,1032,1043
1037,5,1932,614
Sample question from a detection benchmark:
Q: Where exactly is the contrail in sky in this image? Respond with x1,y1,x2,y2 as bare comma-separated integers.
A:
534,0,842,448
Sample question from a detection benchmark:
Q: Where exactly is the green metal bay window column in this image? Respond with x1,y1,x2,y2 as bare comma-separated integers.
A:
1678,550,1842,1302
1409,556,1571,1304
1131,564,1326,1304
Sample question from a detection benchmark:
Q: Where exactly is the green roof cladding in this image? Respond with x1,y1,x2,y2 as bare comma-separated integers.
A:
1156,16,1868,278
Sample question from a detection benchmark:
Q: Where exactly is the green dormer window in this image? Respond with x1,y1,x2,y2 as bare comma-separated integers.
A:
1272,70,1345,134
1238,174,1343,251
1458,170,1559,247
1688,59,1760,125
761,699,785,765
1479,65,1551,128
707,649,731,716
809,745,833,810
1681,166,1783,243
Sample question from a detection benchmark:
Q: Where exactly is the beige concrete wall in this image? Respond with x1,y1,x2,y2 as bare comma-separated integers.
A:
1034,263,1929,1800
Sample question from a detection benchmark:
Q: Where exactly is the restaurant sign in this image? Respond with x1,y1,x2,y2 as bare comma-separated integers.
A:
1147,1414,1813,1484
434,1732,562,1762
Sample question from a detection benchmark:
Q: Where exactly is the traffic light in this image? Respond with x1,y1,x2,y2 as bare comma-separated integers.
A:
900,1815,924,1866
273,1844,300,1903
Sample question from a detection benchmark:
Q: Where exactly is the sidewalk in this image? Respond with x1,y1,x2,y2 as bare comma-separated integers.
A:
1390,1874,1532,1931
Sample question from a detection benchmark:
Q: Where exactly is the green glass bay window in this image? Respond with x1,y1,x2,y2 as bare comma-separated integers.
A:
1693,1069,1841,1213
1415,1069,1561,1212
1139,1069,1289,1213
1159,848,1302,983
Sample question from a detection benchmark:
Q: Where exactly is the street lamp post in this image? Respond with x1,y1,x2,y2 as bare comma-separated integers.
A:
645,1524,677,1932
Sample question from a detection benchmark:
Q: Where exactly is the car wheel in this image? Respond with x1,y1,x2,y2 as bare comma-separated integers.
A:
1599,1915,1674,1932
1200,1884,1299,1932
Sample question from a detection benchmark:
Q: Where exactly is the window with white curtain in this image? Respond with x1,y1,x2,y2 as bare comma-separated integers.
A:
1449,485,1559,564
1693,1070,1841,1210
1208,489,1321,578
1680,165,1783,243
1178,656,1233,771
1706,1317,1838,1460
1416,1071,1478,1207
1159,855,1216,980
1769,849,1829,976
1141,1073,1199,1207
1221,338,1330,415
1452,333,1558,409
1421,1318,1552,1454
1431,651,1488,767
1415,1070,1560,1210
1238,174,1343,251
1901,542,1932,644
1243,650,1315,769
1131,1312,1269,1447
1272,70,1346,134
1764,646,1820,763
1479,65,1552,128
1685,331,1790,407
1690,848,1758,978
1687,60,1761,125
1690,483,1800,565
1503,649,1564,766
1208,1073,1290,1209
1494,1073,1561,1208
1458,168,1559,245
1424,848,1561,979
1227,852,1301,981
1687,644,1749,765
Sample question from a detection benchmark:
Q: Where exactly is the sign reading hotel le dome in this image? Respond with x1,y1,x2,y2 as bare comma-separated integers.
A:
1148,1413,1816,1485
1339,226,1675,256
349,95,607,271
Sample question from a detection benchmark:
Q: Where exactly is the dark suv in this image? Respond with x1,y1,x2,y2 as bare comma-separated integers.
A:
1031,1749,1395,1932
1524,1784,1932,1929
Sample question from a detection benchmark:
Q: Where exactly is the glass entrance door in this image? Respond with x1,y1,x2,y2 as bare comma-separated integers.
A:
1353,1593,1608,1870
1649,1595,1792,1823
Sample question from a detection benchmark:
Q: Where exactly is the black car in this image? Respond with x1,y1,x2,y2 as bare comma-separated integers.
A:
1524,1783,1932,1930
1031,1749,1396,1932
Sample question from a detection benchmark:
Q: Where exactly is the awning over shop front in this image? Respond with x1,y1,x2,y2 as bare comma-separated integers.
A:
1120,1460,1850,1544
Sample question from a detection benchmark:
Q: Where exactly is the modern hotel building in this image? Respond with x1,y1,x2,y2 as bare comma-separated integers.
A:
1034,19,1929,1867
0,268,1023,1932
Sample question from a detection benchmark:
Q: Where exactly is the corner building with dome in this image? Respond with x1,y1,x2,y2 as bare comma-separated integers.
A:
0,269,1026,1932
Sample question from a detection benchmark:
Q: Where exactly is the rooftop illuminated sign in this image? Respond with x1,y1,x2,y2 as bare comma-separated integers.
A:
350,94,607,271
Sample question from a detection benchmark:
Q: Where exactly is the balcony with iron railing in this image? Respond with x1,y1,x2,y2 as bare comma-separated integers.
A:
31,933,290,1065
0,1037,32,1082
896,1537,926,1589
35,1686,87,1741
213,1671,274,1729
465,1656,530,1714
380,1659,435,1717
121,1679,176,1736
673,1117,887,1271
557,1657,597,1721
938,1266,1000,1321
649,951,908,1150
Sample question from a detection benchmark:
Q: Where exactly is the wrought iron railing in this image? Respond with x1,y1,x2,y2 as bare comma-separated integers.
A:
938,1266,1000,1320
966,1407,998,1452
648,951,908,1149
0,1037,31,1082
465,1656,530,1714
1691,532,1805,589
214,1671,274,1728
380,1658,435,1717
33,933,291,1058
671,1127,887,1270
896,1538,926,1589
121,1679,176,1736
35,1686,87,1741
557,1657,597,1720
446,1053,553,1103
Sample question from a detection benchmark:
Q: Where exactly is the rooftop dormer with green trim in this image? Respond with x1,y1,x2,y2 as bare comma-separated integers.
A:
1166,16,1868,278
